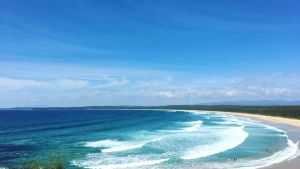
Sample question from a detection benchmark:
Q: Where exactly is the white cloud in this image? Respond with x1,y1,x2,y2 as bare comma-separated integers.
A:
0,64,300,107
56,79,89,89
0,77,50,90
0,77,90,91
0,76,128,92
95,76,129,88
154,91,174,98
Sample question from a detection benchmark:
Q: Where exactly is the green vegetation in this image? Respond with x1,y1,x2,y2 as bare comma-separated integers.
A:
144,105,300,119
6,105,300,169
69,105,300,119
11,154,64,169
19,105,300,119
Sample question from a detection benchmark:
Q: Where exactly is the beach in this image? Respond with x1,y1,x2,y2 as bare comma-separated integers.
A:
1,109,299,169
189,110,300,169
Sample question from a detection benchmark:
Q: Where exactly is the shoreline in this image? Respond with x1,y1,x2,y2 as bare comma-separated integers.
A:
187,110,300,128
184,109,300,169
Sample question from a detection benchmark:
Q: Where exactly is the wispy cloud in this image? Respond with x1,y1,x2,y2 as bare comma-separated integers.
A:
0,77,50,90
0,76,130,92
3,65,300,107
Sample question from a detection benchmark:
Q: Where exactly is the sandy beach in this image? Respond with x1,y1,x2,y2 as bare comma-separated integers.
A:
189,110,300,169
211,111,300,128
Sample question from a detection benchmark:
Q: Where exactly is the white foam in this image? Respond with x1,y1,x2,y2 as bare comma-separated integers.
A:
262,124,286,134
214,121,243,126
159,120,203,133
72,155,168,169
86,139,144,153
101,144,144,153
213,112,287,136
182,126,249,160
232,139,299,169
185,110,209,115
288,144,300,161
86,140,123,148
86,138,166,153
209,112,300,168
181,120,203,132
80,110,298,169
86,159,167,169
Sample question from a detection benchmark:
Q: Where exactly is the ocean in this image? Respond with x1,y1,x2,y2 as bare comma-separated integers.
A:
0,109,298,169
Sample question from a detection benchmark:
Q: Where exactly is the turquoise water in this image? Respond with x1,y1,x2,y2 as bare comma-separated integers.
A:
0,109,298,169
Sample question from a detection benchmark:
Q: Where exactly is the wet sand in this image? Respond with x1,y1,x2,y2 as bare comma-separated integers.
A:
262,123,300,169
209,110,300,128
189,110,300,169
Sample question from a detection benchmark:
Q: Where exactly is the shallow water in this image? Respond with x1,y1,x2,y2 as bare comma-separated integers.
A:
0,109,298,169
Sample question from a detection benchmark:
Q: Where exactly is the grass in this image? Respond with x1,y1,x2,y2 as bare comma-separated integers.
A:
11,154,64,169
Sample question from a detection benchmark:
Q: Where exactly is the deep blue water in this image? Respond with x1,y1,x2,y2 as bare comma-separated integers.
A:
0,109,298,169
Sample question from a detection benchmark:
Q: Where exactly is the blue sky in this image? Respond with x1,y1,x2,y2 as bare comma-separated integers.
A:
0,0,300,107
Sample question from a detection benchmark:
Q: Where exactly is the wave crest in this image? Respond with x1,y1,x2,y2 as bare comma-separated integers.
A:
182,126,249,160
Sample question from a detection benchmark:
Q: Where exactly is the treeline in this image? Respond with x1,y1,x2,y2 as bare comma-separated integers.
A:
143,105,300,119
13,105,300,119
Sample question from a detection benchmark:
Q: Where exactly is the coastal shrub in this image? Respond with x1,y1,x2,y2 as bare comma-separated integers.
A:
11,153,64,169
43,154,64,169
